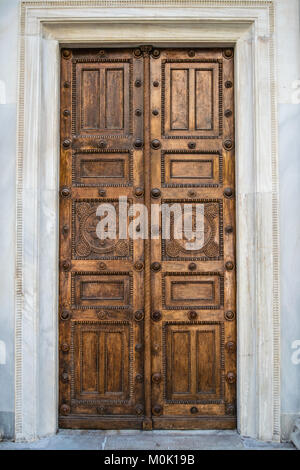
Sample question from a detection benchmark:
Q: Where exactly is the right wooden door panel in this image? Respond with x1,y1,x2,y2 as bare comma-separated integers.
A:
149,48,236,429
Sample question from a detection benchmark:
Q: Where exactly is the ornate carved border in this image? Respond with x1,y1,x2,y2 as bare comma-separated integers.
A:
16,0,280,442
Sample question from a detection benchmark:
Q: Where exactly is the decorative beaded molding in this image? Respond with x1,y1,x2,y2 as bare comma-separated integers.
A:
15,0,280,442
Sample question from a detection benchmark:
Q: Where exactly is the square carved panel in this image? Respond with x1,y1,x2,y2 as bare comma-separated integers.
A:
162,321,224,403
162,199,223,261
162,272,224,310
161,59,222,139
72,199,133,260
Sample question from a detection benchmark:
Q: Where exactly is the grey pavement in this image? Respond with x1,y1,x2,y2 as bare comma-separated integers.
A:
0,430,295,450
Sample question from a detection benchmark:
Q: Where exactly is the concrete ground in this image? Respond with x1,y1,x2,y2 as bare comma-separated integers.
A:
0,430,295,450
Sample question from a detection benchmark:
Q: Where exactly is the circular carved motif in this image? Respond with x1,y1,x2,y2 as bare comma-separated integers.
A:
151,49,160,58
165,241,180,258
97,310,109,320
62,49,71,59
134,48,142,58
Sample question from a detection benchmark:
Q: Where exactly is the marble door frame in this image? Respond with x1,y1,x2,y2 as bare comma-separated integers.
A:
15,0,280,441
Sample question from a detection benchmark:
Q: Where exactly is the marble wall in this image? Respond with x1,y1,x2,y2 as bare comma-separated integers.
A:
0,0,299,440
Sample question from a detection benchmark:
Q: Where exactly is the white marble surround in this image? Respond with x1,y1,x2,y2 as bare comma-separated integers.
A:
16,1,280,441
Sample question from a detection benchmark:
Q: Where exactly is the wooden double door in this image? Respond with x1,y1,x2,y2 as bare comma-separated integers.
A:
59,46,236,430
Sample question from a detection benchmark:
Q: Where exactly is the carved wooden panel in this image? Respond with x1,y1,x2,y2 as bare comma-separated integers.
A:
72,199,133,260
162,200,223,261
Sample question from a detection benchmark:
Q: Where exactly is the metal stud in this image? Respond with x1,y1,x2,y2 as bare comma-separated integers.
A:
98,140,107,148
62,260,71,271
61,343,70,353
98,262,107,270
225,80,233,88
225,261,235,271
60,404,70,415
224,109,233,118
223,139,234,150
190,406,198,414
62,139,71,148
151,310,162,322
188,142,196,149
134,187,144,197
135,79,142,87
134,310,144,322
134,261,144,271
152,109,159,116
135,108,142,116
60,186,71,198
188,310,198,321
151,261,161,271
152,404,163,415
60,310,71,321
188,50,195,57
152,373,162,384
153,81,159,87
226,341,236,353
224,187,233,198
98,189,106,197
61,372,69,383
188,190,196,198
225,225,233,234
225,310,235,321
188,262,197,271
151,188,161,199
134,138,143,148
63,109,70,117
135,343,143,352
226,372,236,384
63,81,70,88
151,139,161,149
135,374,143,383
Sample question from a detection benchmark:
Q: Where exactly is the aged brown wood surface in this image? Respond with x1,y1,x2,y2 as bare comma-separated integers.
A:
59,47,236,430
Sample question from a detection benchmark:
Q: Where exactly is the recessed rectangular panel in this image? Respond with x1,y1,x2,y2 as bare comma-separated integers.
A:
105,332,123,393
163,273,223,309
72,272,132,309
162,152,221,187
74,61,132,137
171,281,214,302
162,61,221,138
195,69,213,130
163,322,223,403
171,331,191,394
81,331,99,393
81,69,100,129
170,69,189,130
105,69,124,129
81,281,124,301
73,151,132,187
196,330,216,394
71,321,131,403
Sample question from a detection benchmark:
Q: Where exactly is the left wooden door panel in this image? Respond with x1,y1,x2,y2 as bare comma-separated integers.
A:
59,48,145,429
